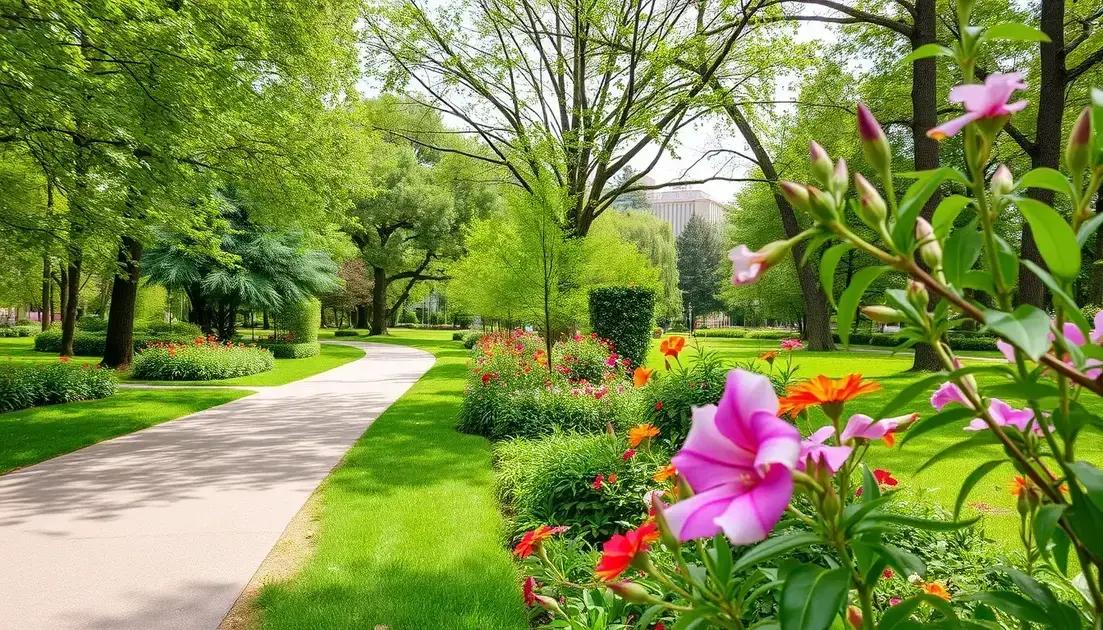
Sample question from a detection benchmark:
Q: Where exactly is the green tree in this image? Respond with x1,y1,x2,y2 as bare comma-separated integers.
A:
676,215,725,327
595,211,682,326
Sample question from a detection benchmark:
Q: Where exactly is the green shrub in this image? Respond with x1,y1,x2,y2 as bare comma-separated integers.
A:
77,316,109,332
452,331,464,341
265,341,321,358
588,286,655,368
637,345,727,444
462,331,485,349
743,328,796,339
34,328,197,355
0,324,37,337
275,297,320,344
692,327,748,338
552,334,621,383
142,320,203,337
0,361,116,413
333,329,359,337
495,431,667,542
838,331,997,351
131,340,274,380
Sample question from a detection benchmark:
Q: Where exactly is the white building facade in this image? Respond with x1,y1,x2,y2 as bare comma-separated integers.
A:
643,187,726,237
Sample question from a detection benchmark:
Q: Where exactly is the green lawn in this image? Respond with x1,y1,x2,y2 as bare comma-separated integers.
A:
648,335,1103,548
0,388,250,474
256,329,528,630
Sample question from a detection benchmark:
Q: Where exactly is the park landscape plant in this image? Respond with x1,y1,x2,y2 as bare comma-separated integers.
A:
130,336,274,381
512,5,1103,629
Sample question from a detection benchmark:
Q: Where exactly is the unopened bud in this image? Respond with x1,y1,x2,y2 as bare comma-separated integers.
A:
858,103,892,175
779,181,811,213
853,173,887,227
862,305,907,323
809,142,833,185
535,595,564,615
907,279,929,311
847,605,863,629
608,581,657,604
652,500,681,551
759,238,794,266
1067,108,1091,175
807,185,839,224
832,159,849,196
915,217,942,268
991,164,1014,196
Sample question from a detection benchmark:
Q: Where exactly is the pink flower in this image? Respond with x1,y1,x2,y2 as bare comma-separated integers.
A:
930,381,973,411
965,398,1037,434
928,72,1028,141
840,413,918,447
780,338,804,351
997,315,1103,378
889,597,902,607
729,245,769,285
663,370,801,544
592,474,606,490
798,426,851,473
622,448,637,461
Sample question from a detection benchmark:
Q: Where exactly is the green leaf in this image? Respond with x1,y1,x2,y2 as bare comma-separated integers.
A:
861,463,881,502
879,594,959,629
943,219,981,287
637,604,666,629
985,380,1060,400
1017,167,1074,199
819,243,851,307
900,407,975,447
953,460,1007,519
1021,259,1090,333
1077,212,1103,248
892,168,955,250
837,265,890,347
1092,88,1103,166
866,511,980,532
984,22,1051,42
958,591,1049,624
902,43,953,62
853,541,925,577
878,372,947,417
1033,504,1068,557
916,431,999,474
982,305,1052,361
732,532,823,574
931,195,972,238
779,564,849,630
1069,461,1103,512
993,235,1020,290
1015,197,1081,280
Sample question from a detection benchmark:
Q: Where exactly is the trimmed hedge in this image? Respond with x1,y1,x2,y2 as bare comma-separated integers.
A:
276,298,320,344
836,331,998,352
131,343,274,380
333,329,360,337
462,331,485,349
588,286,655,369
76,316,109,332
0,362,117,413
34,328,195,356
452,331,464,341
266,341,321,358
0,324,38,338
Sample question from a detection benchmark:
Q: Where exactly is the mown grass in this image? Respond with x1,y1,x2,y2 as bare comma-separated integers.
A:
646,335,1103,548
0,388,249,474
256,329,528,630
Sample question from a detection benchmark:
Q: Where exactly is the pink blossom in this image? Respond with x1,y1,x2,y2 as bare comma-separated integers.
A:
663,370,801,544
797,426,851,473
889,597,902,607
928,72,1028,141
840,413,918,446
729,245,769,285
997,315,1103,378
930,381,973,411
965,398,1036,433
780,338,804,351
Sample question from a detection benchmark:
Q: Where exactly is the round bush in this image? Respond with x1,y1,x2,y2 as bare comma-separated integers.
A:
0,362,117,413
265,341,321,358
588,286,655,368
77,316,109,332
275,298,320,344
0,324,37,338
131,341,274,380
142,320,203,337
333,329,360,337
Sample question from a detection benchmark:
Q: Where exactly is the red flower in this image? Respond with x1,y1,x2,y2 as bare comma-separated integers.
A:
622,449,637,461
513,525,570,558
594,522,661,581
592,474,606,490
874,468,898,487
654,400,664,411
522,576,538,606
883,568,895,579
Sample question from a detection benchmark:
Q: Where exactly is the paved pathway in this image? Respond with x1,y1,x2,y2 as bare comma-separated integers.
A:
0,341,435,630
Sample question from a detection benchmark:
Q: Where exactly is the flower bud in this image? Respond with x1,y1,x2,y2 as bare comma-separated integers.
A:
759,238,794,266
990,164,1013,196
535,595,564,615
778,181,811,213
858,103,892,175
862,305,907,323
608,581,657,604
1066,108,1091,175
906,279,929,311
806,185,839,224
847,605,863,629
809,142,833,185
915,217,942,268
853,173,887,227
832,158,849,196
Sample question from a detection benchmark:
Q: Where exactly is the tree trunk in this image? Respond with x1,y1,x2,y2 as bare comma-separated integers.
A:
371,266,388,335
1018,0,1066,308
262,309,269,329
909,0,944,371
356,304,368,329
60,249,82,356
41,256,51,331
101,236,143,368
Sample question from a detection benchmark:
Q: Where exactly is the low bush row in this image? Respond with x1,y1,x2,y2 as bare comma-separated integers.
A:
838,331,998,351
0,324,38,337
264,341,321,358
0,361,116,413
34,328,198,356
693,327,795,339
333,329,360,337
131,338,274,380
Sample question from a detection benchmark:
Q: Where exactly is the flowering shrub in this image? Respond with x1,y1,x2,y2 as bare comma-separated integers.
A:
131,336,274,380
552,333,628,383
0,360,116,413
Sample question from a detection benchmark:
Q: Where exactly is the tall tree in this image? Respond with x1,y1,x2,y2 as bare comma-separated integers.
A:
676,214,725,327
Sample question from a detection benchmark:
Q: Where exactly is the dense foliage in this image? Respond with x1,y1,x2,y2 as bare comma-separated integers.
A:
131,337,274,381
0,361,116,413
588,286,656,369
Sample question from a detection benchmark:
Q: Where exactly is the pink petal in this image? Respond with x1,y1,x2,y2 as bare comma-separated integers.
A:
840,414,874,442
808,425,835,444
1092,311,1103,343
750,411,801,473
716,369,780,448
929,111,984,140
1000,100,1029,114
662,483,739,541
1063,321,1087,347
673,406,755,492
964,418,988,431
996,339,1016,363
713,466,793,545
931,381,971,411
729,246,765,285
989,398,1033,432
948,83,992,110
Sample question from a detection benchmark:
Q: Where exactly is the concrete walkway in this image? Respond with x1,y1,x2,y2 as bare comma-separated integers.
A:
0,341,435,630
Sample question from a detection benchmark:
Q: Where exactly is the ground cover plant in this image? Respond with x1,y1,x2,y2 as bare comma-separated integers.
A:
0,360,116,413
130,336,274,381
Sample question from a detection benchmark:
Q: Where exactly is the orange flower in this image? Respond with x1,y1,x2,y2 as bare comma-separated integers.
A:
778,374,880,417
659,336,685,358
633,366,654,388
58,355,71,363
921,581,951,601
534,350,548,366
653,464,676,483
594,522,660,581
1010,475,1030,497
628,423,660,447
759,350,778,364
513,525,570,558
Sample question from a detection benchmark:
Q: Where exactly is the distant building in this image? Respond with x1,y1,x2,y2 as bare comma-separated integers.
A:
643,186,726,237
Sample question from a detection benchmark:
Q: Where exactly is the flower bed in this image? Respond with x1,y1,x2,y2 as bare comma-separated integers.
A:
0,360,116,413
131,336,274,380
